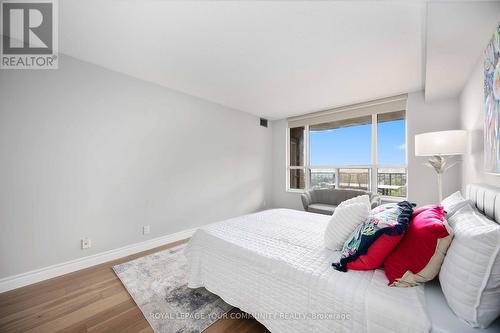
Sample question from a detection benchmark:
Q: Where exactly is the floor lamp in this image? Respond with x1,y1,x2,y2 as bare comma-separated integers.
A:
415,130,467,202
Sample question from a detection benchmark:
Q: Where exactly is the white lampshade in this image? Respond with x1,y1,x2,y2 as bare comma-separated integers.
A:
415,130,467,156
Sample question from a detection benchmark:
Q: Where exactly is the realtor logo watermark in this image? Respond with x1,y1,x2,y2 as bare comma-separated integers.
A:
1,0,58,69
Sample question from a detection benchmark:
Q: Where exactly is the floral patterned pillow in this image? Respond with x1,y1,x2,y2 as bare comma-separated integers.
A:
332,201,413,272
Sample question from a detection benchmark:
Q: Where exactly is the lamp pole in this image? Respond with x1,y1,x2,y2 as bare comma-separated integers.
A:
415,130,467,204
437,171,443,203
424,155,457,203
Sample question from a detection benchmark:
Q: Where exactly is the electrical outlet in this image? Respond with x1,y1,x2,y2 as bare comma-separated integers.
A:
81,238,91,249
143,225,150,235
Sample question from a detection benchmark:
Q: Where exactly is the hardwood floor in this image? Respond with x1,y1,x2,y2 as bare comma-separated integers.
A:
0,239,269,333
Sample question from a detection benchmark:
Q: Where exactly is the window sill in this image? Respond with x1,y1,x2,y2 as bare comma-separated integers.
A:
285,191,407,202
381,196,407,203
286,189,305,194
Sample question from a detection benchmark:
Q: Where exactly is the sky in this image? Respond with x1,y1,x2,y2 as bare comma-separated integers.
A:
309,120,406,166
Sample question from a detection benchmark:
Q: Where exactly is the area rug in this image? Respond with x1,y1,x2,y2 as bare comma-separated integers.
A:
113,243,233,333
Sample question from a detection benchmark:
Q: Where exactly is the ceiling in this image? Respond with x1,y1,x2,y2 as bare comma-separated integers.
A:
59,1,500,119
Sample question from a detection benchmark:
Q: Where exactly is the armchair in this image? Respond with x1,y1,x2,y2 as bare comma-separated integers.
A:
301,188,381,215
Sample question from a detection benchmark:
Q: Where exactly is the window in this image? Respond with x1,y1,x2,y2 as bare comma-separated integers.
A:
377,111,407,197
377,168,407,197
286,108,407,198
339,168,371,191
309,116,372,165
310,169,335,189
289,169,305,190
377,111,406,165
287,126,305,190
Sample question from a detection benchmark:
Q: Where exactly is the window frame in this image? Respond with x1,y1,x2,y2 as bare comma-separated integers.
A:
286,113,408,199
285,125,309,192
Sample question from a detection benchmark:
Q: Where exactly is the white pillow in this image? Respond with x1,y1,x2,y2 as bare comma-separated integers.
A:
324,202,369,250
337,194,370,209
441,191,470,217
439,203,500,328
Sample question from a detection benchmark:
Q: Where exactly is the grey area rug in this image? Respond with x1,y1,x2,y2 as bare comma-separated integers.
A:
113,243,233,333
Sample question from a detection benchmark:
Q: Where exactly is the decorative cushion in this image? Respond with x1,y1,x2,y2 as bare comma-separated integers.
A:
384,205,450,287
412,204,438,217
439,203,500,328
337,194,370,209
346,233,404,270
332,201,413,271
324,202,369,250
390,222,453,287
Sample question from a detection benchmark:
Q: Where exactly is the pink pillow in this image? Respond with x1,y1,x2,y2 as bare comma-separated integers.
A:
347,234,404,270
384,206,449,286
412,204,443,218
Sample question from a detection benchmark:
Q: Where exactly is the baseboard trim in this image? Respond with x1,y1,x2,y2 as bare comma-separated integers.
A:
0,227,198,293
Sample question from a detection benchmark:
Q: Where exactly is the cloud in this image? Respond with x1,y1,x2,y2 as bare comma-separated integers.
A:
397,143,406,150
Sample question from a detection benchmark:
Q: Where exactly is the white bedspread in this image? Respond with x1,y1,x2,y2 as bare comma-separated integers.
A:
185,209,431,333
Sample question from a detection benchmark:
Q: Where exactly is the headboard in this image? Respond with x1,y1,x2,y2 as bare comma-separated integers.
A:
466,184,500,224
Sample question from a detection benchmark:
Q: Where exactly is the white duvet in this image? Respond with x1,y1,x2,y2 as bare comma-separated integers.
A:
185,209,430,333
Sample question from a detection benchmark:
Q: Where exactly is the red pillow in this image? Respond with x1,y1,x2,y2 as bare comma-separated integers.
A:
412,204,442,218
347,234,404,270
384,206,448,285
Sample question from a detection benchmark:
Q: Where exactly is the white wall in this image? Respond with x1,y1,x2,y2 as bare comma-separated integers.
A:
460,59,500,190
0,55,272,279
406,91,461,205
271,119,304,210
271,91,461,209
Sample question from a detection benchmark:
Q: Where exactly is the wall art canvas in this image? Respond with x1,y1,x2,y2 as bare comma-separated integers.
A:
484,24,500,174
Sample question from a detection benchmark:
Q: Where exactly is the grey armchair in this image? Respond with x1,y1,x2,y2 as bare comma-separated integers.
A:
301,188,381,215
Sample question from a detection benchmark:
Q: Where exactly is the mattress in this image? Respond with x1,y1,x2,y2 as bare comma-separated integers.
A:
185,208,431,333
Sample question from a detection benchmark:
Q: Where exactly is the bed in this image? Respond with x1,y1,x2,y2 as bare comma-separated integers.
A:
184,185,500,333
